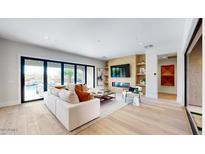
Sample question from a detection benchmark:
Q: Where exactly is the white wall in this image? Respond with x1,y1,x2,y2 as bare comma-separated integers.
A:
146,49,188,105
146,49,178,99
146,51,158,99
158,58,177,94
0,38,105,107
145,19,198,105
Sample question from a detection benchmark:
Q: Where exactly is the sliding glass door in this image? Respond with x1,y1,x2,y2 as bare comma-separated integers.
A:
86,66,94,88
76,65,86,84
21,57,95,103
24,59,44,101
64,64,75,84
47,62,61,89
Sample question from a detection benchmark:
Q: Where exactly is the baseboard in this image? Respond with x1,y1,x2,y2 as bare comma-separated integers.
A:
145,94,158,99
0,101,20,108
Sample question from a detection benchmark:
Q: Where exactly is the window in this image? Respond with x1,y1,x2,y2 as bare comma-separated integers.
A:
47,62,61,89
77,65,85,84
86,66,94,88
64,64,75,85
24,59,44,101
21,57,95,103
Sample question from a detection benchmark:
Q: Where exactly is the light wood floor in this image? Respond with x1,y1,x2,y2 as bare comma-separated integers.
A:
78,103,192,135
0,102,67,135
0,101,192,135
158,92,177,100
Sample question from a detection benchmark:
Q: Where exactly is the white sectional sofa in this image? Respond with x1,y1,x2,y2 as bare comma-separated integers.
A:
44,92,100,131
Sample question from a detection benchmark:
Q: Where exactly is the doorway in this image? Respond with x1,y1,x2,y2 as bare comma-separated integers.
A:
157,53,177,101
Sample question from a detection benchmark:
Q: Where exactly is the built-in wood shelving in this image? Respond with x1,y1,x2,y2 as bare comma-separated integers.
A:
103,61,109,90
136,54,146,94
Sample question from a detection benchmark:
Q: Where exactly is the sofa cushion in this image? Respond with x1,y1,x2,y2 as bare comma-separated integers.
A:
82,84,89,91
75,84,83,91
75,84,88,91
59,89,80,104
50,87,61,96
75,89,91,102
66,83,75,91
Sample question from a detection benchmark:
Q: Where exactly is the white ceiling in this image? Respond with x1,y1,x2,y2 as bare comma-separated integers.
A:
0,18,188,60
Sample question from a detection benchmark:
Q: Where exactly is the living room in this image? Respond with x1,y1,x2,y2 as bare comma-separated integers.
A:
1,1,205,154
0,18,203,135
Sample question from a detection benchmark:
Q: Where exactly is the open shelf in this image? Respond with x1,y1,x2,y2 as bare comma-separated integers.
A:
103,61,109,89
136,84,146,87
136,63,146,66
136,54,146,95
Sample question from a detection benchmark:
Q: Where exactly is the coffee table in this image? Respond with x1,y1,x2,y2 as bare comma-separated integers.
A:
94,91,116,102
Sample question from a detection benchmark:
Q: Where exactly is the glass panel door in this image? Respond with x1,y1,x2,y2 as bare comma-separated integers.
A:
24,59,44,101
86,66,94,88
21,57,95,103
47,62,61,89
77,65,85,84
64,64,75,85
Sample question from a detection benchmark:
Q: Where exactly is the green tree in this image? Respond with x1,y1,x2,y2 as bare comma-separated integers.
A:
64,68,74,83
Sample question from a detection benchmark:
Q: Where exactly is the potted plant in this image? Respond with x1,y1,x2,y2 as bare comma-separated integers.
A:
140,78,146,85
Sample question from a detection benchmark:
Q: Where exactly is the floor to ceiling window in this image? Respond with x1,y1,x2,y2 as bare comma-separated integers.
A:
64,64,75,85
76,65,86,84
86,66,94,88
21,57,95,103
47,62,62,89
24,59,44,101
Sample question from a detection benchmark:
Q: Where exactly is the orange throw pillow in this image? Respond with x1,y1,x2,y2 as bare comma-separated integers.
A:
75,84,83,91
75,89,91,102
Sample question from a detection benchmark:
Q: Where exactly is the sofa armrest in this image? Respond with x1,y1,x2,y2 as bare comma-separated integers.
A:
67,98,100,131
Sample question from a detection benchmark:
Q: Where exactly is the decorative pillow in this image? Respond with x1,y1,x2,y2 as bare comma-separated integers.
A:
75,84,83,91
59,89,80,104
66,83,75,91
82,84,89,91
55,85,66,89
50,87,61,96
75,89,91,102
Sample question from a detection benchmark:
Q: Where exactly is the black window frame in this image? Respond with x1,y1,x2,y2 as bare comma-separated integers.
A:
21,56,95,103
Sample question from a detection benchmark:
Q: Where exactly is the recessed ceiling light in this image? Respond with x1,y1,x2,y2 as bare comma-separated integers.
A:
138,42,143,46
43,36,49,40
144,44,154,49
